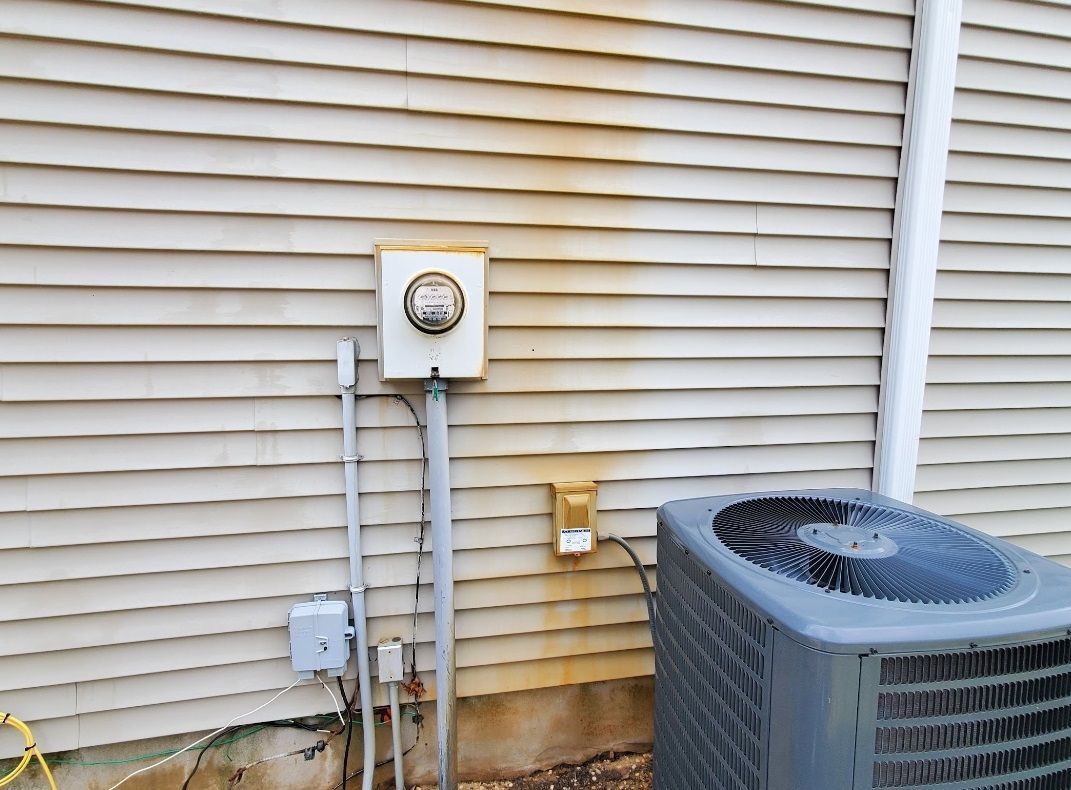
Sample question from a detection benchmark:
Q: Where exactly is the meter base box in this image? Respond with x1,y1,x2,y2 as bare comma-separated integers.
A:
288,596,354,680
375,241,489,381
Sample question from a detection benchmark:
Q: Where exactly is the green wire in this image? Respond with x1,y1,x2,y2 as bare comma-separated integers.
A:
46,725,269,766
41,709,418,768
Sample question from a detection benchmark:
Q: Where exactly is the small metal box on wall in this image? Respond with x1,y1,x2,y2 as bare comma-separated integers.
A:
552,481,598,556
375,240,489,381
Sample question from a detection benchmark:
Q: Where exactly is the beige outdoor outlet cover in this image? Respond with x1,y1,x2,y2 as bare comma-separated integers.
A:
552,481,598,556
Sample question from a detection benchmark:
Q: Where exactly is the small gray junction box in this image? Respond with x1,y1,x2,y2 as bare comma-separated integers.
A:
287,595,354,679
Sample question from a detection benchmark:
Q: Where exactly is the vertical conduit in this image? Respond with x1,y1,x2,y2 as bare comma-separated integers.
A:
337,338,377,790
874,0,963,502
425,376,457,789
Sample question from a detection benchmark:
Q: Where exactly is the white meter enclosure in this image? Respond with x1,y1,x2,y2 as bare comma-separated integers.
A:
375,241,489,381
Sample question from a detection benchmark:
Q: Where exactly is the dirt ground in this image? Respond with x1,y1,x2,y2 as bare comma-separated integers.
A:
413,751,652,790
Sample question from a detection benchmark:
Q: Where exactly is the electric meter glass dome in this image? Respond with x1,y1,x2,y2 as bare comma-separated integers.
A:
404,272,465,334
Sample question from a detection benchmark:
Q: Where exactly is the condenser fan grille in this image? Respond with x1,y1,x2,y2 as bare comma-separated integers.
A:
711,496,1017,604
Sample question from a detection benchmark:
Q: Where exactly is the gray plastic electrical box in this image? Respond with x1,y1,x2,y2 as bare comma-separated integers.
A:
287,595,354,679
377,637,405,683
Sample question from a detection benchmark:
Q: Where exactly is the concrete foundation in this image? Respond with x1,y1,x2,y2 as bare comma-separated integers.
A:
25,677,653,789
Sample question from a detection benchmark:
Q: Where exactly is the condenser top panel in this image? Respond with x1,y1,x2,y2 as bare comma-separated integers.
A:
658,488,1071,654
375,241,489,381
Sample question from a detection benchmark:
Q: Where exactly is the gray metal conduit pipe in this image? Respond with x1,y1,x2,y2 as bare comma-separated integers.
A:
425,376,458,789
336,338,377,790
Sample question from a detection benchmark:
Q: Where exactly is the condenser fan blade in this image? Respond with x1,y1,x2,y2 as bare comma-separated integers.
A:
712,496,1016,604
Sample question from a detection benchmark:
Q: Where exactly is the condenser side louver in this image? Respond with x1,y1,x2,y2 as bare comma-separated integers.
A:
653,489,1071,790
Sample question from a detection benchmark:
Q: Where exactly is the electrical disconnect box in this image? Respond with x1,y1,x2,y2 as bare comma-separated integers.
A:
287,595,354,679
552,481,598,556
377,637,405,683
375,241,489,381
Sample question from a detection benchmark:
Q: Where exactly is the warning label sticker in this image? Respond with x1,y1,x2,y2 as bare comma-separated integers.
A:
559,527,592,553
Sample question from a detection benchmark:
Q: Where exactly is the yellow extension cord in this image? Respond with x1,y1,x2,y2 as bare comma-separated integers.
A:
0,713,57,789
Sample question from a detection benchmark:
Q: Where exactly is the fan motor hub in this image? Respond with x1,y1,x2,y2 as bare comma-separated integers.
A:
796,523,899,558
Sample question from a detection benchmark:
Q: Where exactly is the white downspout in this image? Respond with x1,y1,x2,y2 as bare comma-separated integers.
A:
873,0,962,502
337,337,378,790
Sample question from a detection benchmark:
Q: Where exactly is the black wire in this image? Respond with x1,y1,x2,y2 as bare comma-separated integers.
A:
329,743,417,790
358,393,428,679
337,676,355,790
605,533,657,640
180,726,240,790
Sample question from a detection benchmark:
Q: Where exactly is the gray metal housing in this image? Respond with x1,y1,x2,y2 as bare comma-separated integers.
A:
654,488,1071,790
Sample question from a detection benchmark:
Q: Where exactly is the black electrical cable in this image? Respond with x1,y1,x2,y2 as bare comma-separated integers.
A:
180,726,241,790
604,533,657,640
337,676,355,790
358,393,428,679
328,743,418,790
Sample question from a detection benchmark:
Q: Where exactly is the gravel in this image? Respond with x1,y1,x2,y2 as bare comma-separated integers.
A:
412,751,652,790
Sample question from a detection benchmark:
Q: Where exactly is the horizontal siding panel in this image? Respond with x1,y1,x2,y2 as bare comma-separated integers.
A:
0,386,874,439
917,458,1071,493
1,534,651,587
1,357,879,401
953,89,1071,132
944,183,1071,219
933,301,1071,328
927,356,1071,384
959,24,1071,70
0,205,770,264
940,241,1071,274
917,483,1071,516
0,325,882,364
93,0,910,79
955,507,1071,538
0,124,897,207
0,247,374,290
19,466,871,551
947,152,1071,190
956,57,1071,102
0,37,902,144
930,329,1071,356
440,0,913,45
21,440,872,511
407,75,903,144
0,560,655,621
949,122,1071,163
0,592,649,657
922,408,1071,438
0,249,888,297
925,382,1071,410
0,83,900,178
918,433,1071,465
941,213,1071,246
0,0,909,104
935,271,1071,301
0,412,873,475
0,289,884,329
406,38,906,112
0,36,408,109
962,0,1071,39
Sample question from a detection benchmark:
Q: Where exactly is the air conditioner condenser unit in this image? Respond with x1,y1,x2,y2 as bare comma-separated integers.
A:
654,488,1071,790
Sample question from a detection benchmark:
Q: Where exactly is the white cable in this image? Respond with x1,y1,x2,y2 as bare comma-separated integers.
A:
317,672,346,729
106,678,302,790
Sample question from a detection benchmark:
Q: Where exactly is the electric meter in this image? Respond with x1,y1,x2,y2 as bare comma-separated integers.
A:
404,272,465,334
375,242,488,380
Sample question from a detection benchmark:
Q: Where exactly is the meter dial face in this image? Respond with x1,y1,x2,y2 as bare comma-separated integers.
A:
404,272,465,334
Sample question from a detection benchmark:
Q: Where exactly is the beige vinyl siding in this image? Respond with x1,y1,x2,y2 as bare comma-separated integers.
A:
0,0,909,754
915,1,1071,563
